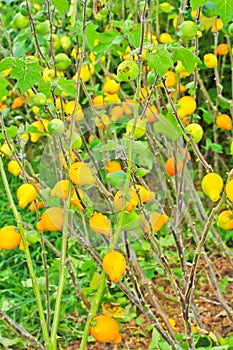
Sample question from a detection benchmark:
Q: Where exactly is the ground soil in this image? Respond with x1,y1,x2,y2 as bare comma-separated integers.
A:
63,251,233,350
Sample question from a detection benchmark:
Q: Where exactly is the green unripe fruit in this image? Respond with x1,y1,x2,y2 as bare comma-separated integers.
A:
71,131,83,150
126,118,147,139
35,20,50,35
177,21,198,39
55,53,71,70
12,13,29,29
33,93,47,107
48,119,65,135
60,36,72,51
116,60,139,82
186,123,203,143
202,2,217,18
19,2,31,16
147,70,156,86
106,171,127,189
26,230,40,244
228,23,233,36
34,10,47,22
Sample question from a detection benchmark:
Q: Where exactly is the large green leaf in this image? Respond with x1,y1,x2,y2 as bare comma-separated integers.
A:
0,58,13,72
172,45,201,74
146,48,173,76
51,0,68,16
211,0,233,25
154,112,183,141
190,0,206,10
10,58,42,94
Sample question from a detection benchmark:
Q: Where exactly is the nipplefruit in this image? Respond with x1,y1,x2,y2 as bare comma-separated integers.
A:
89,212,112,236
0,226,21,251
201,173,223,202
17,184,38,208
90,315,121,344
36,207,64,231
102,251,126,283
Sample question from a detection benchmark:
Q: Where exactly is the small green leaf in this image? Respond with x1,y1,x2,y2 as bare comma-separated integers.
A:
146,48,173,76
172,45,201,74
0,77,9,100
55,78,76,97
27,125,47,135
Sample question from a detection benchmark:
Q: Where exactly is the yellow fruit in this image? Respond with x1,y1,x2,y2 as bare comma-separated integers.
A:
0,226,21,251
17,184,38,208
93,95,105,109
177,96,197,116
216,44,229,55
30,121,45,143
104,93,121,103
90,315,121,344
89,212,112,236
94,114,110,129
122,99,135,115
71,189,85,210
68,162,95,186
145,105,158,123
105,161,122,173
143,212,169,233
8,160,21,176
135,185,155,203
162,71,176,88
64,101,84,121
0,143,14,157
216,114,232,130
114,187,139,212
110,106,124,121
165,157,183,177
59,151,76,169
102,251,126,283
50,180,71,199
103,77,120,94
160,32,173,44
217,210,233,230
73,64,94,83
201,173,223,202
211,18,223,33
204,53,217,68
226,180,233,202
36,207,64,231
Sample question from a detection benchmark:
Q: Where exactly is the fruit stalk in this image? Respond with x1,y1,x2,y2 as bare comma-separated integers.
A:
0,157,52,350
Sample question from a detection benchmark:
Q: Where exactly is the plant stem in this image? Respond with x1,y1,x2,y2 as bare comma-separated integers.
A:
0,157,52,350
79,273,106,350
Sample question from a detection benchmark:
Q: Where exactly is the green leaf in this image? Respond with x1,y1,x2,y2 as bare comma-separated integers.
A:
211,0,233,25
0,58,14,72
190,0,206,10
38,81,53,98
85,23,99,51
146,48,173,76
27,125,47,135
94,30,122,61
0,126,18,140
0,77,9,100
55,78,76,97
68,0,78,27
154,112,183,141
172,45,201,74
10,58,42,94
51,0,68,16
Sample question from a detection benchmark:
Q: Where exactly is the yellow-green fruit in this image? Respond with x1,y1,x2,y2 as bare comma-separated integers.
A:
12,13,29,29
217,210,233,230
55,53,71,70
204,54,217,68
8,160,21,176
116,60,139,82
33,93,47,107
102,251,126,283
177,21,198,39
201,173,223,202
226,179,233,202
48,119,65,135
126,118,147,138
60,36,72,51
35,20,50,35
186,123,203,143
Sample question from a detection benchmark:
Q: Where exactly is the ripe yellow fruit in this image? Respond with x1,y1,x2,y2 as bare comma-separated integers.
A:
135,185,155,203
30,121,45,143
211,18,223,33
217,210,233,230
226,179,233,202
8,160,21,176
17,184,38,208
36,207,64,231
94,114,110,129
103,77,120,94
204,53,217,68
110,106,124,121
0,226,21,251
105,161,122,173
102,251,126,283
162,71,176,88
0,143,14,157
64,101,84,121
68,162,95,186
145,105,158,123
216,44,229,55
177,96,197,116
50,180,71,199
114,186,139,212
165,157,183,177
122,99,135,115
160,32,173,44
59,151,76,169
143,212,169,233
89,212,112,236
216,114,232,131
90,315,121,344
70,188,85,210
201,173,223,202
